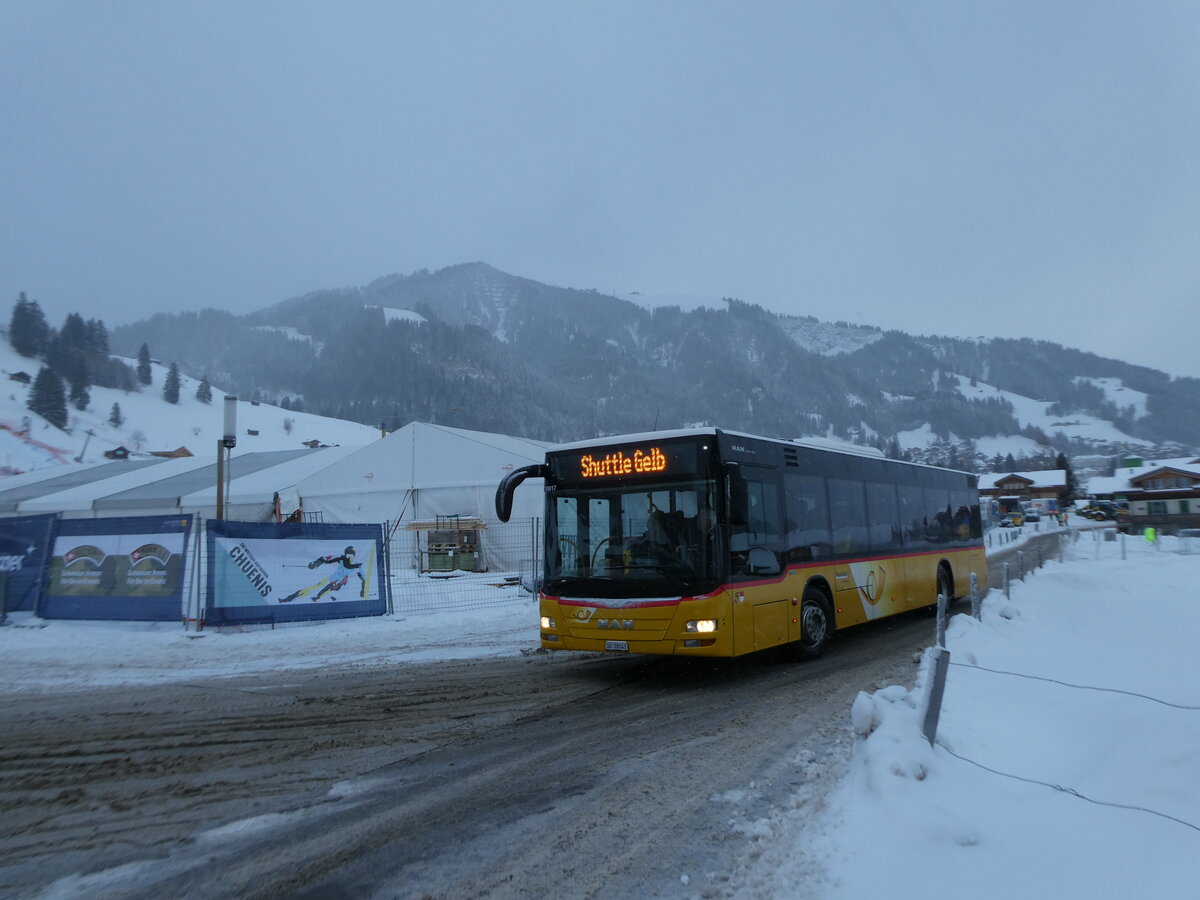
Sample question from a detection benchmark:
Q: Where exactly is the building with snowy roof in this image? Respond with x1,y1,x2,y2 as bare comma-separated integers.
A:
976,470,1067,505
1087,457,1200,532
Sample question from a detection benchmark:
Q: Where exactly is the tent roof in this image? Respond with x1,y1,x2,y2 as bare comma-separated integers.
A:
0,423,557,518
0,459,166,513
16,456,214,513
95,448,318,511
296,422,554,498
181,445,360,506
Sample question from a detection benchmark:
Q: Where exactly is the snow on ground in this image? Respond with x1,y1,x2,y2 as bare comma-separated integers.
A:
0,339,379,474
953,374,1150,448
3,527,1199,896
896,422,1048,461
0,593,540,693
1076,375,1150,419
744,530,1200,899
774,314,884,356
251,324,315,344
367,305,427,325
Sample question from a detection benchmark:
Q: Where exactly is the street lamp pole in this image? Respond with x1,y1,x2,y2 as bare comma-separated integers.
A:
216,396,237,519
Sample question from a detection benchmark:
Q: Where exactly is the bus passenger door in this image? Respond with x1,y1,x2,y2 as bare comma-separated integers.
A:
728,465,785,653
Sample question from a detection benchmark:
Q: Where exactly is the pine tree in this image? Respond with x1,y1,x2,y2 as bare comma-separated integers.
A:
195,375,213,404
163,362,181,404
108,402,124,427
1055,451,1080,504
9,293,51,358
69,380,90,411
85,319,110,353
59,312,88,349
137,343,152,385
28,366,68,429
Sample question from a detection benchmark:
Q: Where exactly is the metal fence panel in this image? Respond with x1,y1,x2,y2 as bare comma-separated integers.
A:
388,517,540,614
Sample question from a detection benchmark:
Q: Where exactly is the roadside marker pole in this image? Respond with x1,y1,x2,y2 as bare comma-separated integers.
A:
922,646,951,746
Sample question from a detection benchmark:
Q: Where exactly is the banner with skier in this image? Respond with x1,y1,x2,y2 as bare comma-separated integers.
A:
205,521,388,626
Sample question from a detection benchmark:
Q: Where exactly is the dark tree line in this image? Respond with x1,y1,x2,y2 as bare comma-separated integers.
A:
9,293,139,429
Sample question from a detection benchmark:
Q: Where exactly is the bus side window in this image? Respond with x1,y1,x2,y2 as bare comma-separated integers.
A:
866,481,902,552
829,478,869,556
731,468,783,578
898,484,926,549
784,472,831,562
925,488,952,543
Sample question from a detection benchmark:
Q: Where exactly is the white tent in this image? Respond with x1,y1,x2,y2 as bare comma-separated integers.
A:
0,422,555,570
294,422,553,571
0,449,355,521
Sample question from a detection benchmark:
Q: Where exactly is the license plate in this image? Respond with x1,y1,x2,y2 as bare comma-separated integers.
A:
605,640,629,651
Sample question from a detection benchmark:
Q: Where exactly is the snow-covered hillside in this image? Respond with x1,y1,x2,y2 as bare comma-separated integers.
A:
775,313,884,357
952,374,1151,448
0,341,379,476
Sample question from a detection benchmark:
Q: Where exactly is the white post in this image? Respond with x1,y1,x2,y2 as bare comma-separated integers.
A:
922,646,951,746
935,589,947,648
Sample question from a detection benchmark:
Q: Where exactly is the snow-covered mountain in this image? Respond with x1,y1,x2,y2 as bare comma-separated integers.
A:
83,261,1200,469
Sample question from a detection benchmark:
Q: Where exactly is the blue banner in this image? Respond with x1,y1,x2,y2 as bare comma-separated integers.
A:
0,514,56,613
205,521,388,626
39,515,194,621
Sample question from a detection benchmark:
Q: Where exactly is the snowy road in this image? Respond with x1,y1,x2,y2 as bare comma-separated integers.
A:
0,611,939,899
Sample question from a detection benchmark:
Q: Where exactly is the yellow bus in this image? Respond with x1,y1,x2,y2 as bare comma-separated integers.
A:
496,428,987,659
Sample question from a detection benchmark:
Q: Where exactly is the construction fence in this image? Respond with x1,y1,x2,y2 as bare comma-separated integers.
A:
386,517,541,615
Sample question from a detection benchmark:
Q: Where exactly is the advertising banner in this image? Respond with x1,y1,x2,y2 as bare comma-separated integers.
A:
206,521,387,626
0,514,56,613
39,516,194,621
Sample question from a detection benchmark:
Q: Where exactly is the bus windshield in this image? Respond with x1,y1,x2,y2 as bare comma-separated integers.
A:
545,478,721,599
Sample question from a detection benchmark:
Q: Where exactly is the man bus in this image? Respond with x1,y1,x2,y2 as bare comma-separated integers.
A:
496,428,986,659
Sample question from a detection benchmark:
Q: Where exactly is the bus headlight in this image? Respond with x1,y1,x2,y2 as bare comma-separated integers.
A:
541,616,556,630
685,619,717,633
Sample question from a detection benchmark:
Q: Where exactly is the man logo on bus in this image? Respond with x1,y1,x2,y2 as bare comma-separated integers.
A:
573,607,596,622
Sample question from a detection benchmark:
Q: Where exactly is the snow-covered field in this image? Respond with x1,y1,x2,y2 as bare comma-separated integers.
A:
0,338,378,474
3,529,1198,897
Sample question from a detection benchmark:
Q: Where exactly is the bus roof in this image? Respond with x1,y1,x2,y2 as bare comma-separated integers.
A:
551,427,972,477
553,427,719,452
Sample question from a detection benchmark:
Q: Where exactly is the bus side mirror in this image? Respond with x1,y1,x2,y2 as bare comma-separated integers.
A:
727,467,748,527
495,464,550,522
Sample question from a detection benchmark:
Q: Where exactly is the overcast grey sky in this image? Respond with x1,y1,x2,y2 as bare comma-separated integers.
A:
3,1,1198,378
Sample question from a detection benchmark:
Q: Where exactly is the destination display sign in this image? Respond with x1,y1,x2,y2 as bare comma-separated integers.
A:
580,446,667,478
550,440,704,486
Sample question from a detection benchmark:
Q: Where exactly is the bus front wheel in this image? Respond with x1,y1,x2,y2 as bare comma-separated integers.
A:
795,588,833,659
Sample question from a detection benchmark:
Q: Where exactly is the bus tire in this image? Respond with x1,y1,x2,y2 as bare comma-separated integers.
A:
938,566,955,607
795,587,833,659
